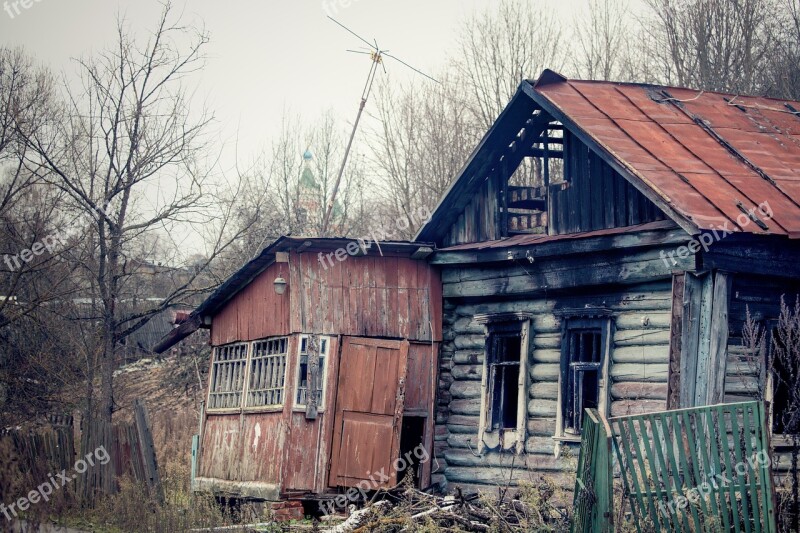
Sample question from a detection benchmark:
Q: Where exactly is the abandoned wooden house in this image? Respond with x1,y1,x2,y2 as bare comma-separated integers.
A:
418,70,800,495
157,69,800,506
155,236,442,505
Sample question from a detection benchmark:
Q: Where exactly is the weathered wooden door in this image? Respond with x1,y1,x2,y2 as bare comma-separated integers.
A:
328,337,408,489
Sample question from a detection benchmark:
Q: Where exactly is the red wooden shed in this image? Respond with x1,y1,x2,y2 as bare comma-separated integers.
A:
156,237,442,509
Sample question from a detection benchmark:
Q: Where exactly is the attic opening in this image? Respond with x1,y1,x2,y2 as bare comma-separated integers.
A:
502,120,564,235
437,99,668,247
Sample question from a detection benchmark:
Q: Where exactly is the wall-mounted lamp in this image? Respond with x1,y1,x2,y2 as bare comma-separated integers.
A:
273,276,287,295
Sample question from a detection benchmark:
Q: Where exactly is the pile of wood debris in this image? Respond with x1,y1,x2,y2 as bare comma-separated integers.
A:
318,483,571,533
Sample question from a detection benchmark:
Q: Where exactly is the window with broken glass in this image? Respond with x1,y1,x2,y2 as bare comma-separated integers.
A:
558,317,611,437
486,322,524,431
296,335,329,408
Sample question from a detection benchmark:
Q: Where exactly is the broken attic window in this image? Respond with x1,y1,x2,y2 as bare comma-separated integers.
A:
245,336,288,408
487,323,523,431
503,122,563,235
296,335,329,408
563,326,605,435
208,342,248,410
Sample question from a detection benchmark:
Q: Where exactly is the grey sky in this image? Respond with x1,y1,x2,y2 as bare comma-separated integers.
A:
1,0,622,172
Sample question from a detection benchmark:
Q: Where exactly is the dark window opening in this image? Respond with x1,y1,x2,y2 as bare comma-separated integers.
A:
487,324,523,431
564,328,603,435
398,416,426,487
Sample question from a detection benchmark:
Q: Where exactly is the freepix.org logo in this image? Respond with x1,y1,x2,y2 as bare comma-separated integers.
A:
660,200,773,269
3,0,44,19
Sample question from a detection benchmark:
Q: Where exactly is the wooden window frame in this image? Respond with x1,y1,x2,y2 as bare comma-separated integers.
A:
207,342,249,412
244,336,289,410
293,334,331,412
475,313,531,455
554,314,613,442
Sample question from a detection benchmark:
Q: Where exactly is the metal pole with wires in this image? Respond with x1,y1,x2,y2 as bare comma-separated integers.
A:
320,16,438,237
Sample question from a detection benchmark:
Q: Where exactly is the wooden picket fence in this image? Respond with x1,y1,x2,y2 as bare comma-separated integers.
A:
573,401,777,533
1,401,162,506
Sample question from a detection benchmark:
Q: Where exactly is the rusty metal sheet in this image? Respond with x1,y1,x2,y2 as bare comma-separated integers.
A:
535,78,800,236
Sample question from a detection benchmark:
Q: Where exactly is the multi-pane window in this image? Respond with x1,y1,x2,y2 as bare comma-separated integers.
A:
296,335,329,408
208,343,249,409
558,316,611,437
246,337,288,408
487,323,523,431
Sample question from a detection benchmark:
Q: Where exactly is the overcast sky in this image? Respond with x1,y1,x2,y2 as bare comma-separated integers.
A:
1,0,633,172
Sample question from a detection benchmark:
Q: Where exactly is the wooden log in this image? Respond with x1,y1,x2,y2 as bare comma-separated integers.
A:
533,333,561,349
524,436,559,455
451,364,483,381
448,423,480,435
610,363,669,382
532,348,561,363
614,329,671,346
611,344,669,364
527,399,558,417
610,382,668,400
447,414,480,428
615,311,671,330
446,433,480,450
526,418,557,437
609,399,665,417
453,317,483,335
450,381,481,399
529,363,559,381
445,451,576,473
450,399,481,416
454,335,484,350
453,350,483,364
529,382,559,399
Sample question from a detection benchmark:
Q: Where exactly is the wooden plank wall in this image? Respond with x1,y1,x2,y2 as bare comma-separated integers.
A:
724,274,800,404
288,252,442,342
436,280,672,496
549,132,665,236
211,262,291,345
444,176,499,247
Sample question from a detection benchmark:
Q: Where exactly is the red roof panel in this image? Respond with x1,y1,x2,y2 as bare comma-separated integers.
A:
535,78,800,236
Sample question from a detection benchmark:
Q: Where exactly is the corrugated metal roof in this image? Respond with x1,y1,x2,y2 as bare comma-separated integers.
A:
533,72,800,237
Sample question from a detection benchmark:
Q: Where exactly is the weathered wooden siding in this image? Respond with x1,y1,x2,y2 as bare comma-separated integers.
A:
211,262,291,345
724,275,800,403
282,336,340,494
436,280,672,494
288,251,442,342
443,176,500,247
549,132,665,236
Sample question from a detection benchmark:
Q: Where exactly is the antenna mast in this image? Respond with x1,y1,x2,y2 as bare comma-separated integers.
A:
320,17,438,236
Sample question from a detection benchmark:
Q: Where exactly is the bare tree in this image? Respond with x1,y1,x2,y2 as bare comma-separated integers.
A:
370,73,476,238
456,0,566,128
572,0,632,80
645,0,779,93
15,3,257,494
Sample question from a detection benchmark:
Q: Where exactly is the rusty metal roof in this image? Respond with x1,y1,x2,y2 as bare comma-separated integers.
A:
533,71,800,237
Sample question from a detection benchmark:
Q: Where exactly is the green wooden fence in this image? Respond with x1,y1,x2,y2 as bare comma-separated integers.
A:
573,409,614,533
573,401,777,533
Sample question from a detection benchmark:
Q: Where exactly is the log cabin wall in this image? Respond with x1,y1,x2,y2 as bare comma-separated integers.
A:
548,132,665,236
435,268,676,495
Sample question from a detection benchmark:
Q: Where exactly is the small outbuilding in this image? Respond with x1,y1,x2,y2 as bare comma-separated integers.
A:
156,237,442,506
